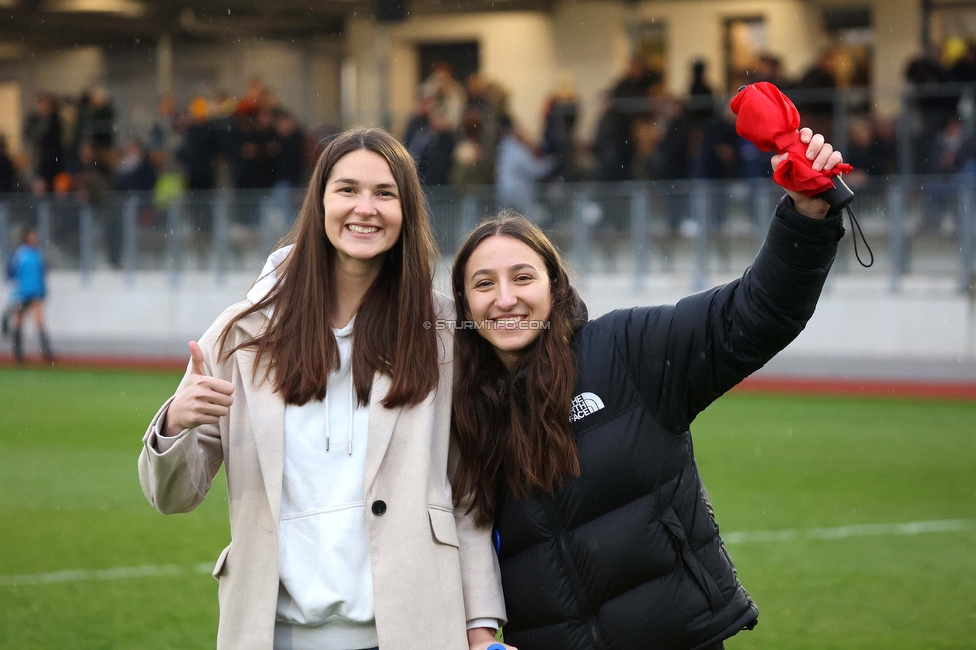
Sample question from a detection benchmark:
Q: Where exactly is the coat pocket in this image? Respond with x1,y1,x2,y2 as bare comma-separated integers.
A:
428,506,460,547
660,507,725,613
212,543,231,580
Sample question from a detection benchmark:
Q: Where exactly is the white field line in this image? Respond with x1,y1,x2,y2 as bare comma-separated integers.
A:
0,562,212,587
722,519,976,544
2,519,975,587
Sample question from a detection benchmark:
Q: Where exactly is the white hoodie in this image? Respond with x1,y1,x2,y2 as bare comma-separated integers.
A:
249,247,378,650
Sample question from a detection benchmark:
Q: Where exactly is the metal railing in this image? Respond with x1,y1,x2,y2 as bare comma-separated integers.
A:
0,188,303,287
1,175,974,294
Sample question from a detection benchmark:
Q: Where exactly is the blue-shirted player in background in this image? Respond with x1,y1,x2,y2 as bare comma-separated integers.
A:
4,227,54,363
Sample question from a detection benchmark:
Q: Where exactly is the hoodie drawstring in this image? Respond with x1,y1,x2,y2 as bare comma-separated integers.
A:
347,373,354,455
325,336,356,456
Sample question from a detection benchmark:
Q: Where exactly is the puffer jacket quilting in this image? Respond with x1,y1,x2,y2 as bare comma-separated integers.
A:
495,196,844,650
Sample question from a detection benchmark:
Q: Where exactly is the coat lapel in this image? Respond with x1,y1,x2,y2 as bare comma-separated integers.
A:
365,372,403,492
234,318,285,530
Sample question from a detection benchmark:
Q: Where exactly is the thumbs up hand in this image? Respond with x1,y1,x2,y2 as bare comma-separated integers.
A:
163,341,235,438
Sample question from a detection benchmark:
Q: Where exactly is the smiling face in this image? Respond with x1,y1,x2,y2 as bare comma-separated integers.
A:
463,235,553,369
323,149,403,270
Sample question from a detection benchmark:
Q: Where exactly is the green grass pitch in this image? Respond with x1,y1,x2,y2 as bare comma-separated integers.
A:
0,367,974,649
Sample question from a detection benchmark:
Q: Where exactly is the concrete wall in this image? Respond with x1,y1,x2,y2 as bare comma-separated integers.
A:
23,268,976,380
34,47,108,96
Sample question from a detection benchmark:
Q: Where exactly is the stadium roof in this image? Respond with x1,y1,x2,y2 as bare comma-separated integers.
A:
0,0,557,49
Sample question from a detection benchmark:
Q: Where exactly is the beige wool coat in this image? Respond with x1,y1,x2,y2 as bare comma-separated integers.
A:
138,295,505,650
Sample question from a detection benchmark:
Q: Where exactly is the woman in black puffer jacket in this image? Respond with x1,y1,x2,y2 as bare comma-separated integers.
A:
451,129,846,650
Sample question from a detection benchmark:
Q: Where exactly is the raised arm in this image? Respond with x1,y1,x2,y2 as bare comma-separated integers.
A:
615,130,846,433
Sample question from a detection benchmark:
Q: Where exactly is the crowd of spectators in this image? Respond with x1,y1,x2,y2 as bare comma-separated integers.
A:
3,40,976,207
903,40,976,175
0,77,310,201
397,55,770,206
401,42,976,200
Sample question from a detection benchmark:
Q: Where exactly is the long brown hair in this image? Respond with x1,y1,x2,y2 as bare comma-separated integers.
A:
219,128,439,408
451,212,587,526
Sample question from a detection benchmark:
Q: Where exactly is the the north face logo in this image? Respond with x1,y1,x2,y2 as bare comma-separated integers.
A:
570,392,605,422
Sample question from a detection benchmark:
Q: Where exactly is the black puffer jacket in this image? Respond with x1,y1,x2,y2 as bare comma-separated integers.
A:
495,196,844,650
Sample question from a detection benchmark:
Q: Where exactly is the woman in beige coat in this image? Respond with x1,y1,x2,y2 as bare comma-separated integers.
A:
138,129,510,650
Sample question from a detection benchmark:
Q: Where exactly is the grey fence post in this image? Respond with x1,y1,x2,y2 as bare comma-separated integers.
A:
962,85,976,141
630,185,648,292
571,185,591,286
166,200,182,288
79,203,94,285
752,180,772,252
833,88,848,155
38,199,52,250
0,202,8,269
898,92,914,175
214,192,230,285
122,195,138,285
259,195,276,253
958,173,975,293
691,180,709,291
887,179,906,292
460,194,479,246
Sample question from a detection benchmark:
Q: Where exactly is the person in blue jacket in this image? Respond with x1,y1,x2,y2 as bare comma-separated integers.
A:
5,228,54,363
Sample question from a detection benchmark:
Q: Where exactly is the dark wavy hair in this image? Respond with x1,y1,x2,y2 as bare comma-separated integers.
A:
218,128,439,408
451,211,587,526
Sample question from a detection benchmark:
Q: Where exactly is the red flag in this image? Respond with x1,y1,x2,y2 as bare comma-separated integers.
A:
729,82,852,196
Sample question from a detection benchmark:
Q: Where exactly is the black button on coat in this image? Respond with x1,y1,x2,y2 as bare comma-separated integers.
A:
495,196,844,650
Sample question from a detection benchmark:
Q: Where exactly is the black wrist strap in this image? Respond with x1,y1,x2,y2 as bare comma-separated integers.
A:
846,205,874,268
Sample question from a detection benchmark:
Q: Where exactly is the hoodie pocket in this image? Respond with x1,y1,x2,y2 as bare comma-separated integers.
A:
428,506,460,547
277,502,374,624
